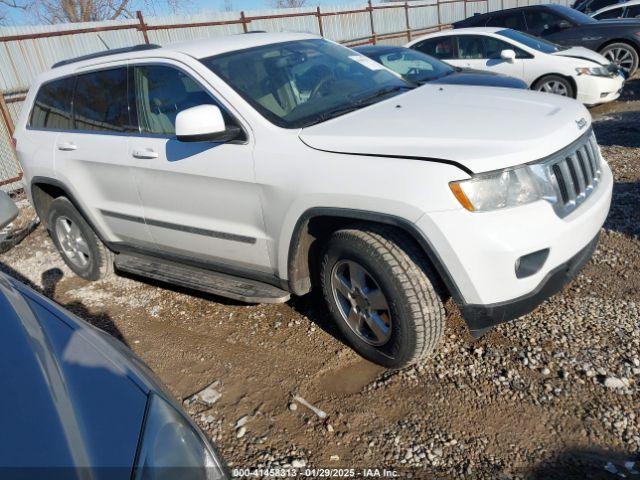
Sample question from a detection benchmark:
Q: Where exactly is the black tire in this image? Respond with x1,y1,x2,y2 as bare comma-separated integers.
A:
533,75,575,98
599,42,639,77
320,224,445,369
47,197,114,281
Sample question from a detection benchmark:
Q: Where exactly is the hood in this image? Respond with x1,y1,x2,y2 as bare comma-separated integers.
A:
0,275,147,479
594,18,640,26
299,84,591,173
430,69,528,89
552,46,609,65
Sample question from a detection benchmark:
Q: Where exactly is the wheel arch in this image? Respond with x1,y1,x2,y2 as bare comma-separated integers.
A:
286,207,464,305
30,176,110,245
531,73,577,99
597,38,640,54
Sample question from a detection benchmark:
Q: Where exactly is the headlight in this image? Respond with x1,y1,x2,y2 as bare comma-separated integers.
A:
449,164,556,212
575,66,610,77
134,394,227,480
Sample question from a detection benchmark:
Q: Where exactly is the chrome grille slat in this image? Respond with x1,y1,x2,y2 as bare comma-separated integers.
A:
545,131,603,218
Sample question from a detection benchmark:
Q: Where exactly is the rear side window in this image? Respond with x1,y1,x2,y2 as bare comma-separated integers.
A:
73,67,134,133
30,77,74,130
486,11,526,30
413,37,455,60
625,5,640,17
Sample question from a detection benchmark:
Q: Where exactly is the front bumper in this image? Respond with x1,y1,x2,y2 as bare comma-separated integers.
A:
460,233,599,334
575,73,625,106
415,158,612,333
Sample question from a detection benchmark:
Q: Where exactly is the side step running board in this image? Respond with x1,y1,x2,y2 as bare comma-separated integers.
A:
114,253,290,304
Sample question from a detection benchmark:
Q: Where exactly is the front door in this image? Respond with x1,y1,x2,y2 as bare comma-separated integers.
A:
454,35,525,79
127,62,272,274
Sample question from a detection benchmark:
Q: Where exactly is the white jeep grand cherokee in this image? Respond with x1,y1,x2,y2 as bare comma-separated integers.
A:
15,33,612,368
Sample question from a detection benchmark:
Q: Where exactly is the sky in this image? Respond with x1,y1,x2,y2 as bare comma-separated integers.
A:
0,0,357,26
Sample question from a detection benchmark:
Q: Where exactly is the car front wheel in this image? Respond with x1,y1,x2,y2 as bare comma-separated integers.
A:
533,75,575,98
320,224,445,369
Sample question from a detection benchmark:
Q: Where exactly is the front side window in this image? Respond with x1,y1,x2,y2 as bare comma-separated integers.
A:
30,77,74,130
413,37,456,60
594,7,623,18
456,35,528,60
202,39,409,129
373,49,454,84
132,65,225,136
73,68,134,133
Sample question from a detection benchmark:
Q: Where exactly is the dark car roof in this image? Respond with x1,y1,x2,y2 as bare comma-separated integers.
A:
453,3,567,26
0,273,149,477
353,45,405,55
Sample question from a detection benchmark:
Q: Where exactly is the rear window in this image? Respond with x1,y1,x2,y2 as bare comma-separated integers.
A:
30,77,74,130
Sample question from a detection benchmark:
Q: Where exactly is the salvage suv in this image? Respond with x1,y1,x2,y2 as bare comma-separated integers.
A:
15,33,612,368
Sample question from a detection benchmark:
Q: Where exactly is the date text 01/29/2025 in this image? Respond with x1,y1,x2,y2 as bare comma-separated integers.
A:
231,468,400,477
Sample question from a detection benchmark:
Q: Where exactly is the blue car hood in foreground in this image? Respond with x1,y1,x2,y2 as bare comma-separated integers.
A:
0,275,148,480
430,69,528,89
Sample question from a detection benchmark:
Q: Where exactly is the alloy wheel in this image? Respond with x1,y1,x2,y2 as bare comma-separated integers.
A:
537,80,569,96
55,215,91,269
330,259,392,346
603,46,634,73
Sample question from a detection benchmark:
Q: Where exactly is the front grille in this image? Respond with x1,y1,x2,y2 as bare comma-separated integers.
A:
545,130,602,217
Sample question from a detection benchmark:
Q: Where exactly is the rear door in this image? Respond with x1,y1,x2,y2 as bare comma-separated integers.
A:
54,66,153,245
126,61,272,274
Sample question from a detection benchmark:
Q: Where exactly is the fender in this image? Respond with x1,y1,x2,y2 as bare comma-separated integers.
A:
286,207,466,308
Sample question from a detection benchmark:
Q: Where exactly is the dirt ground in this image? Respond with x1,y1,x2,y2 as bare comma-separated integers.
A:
1,80,639,479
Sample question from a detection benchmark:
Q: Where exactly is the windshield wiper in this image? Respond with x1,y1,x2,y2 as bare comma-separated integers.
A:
352,85,412,107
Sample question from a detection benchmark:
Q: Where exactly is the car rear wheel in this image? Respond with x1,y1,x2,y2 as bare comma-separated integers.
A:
600,42,638,77
320,224,445,369
48,197,114,281
533,75,575,98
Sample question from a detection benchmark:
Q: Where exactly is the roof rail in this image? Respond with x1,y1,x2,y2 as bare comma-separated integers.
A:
52,44,162,69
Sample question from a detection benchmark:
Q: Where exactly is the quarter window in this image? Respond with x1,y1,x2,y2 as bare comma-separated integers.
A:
132,65,223,136
73,68,133,133
413,37,455,60
30,77,74,130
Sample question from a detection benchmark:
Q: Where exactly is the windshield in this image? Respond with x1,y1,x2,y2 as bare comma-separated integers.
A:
497,29,560,53
202,39,411,128
361,48,454,84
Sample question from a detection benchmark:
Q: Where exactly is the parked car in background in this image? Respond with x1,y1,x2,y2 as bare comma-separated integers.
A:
16,33,612,368
591,0,640,19
407,27,625,105
0,192,227,480
453,4,640,75
573,0,624,14
353,45,527,88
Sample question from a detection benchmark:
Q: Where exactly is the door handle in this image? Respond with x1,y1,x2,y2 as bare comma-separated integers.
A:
132,148,159,159
57,142,77,151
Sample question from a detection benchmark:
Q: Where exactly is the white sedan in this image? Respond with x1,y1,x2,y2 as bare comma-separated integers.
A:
406,27,625,105
591,0,640,19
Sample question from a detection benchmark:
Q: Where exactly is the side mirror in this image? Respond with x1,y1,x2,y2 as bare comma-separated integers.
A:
175,104,241,143
500,49,516,63
0,191,18,230
557,19,572,29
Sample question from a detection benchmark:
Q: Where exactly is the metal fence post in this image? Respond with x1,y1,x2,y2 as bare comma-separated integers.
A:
136,11,150,44
404,2,411,42
368,0,376,44
436,0,442,30
0,93,14,139
240,11,249,33
316,6,324,37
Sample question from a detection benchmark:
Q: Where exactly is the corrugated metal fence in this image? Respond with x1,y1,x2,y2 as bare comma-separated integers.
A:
0,0,570,190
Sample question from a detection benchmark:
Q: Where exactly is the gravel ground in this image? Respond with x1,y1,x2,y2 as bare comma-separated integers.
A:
1,80,639,479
